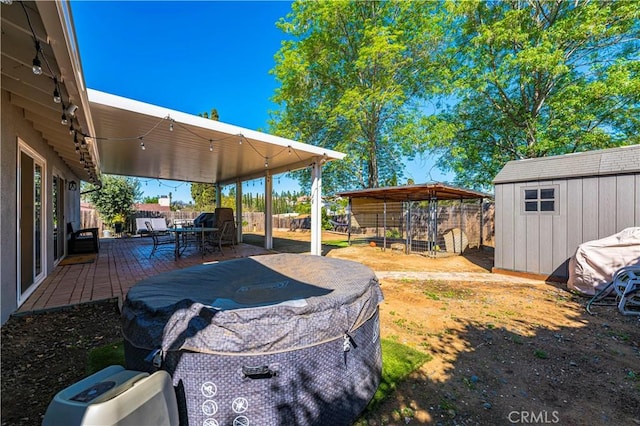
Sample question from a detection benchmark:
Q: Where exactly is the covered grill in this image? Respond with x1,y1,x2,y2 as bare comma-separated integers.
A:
122,253,383,425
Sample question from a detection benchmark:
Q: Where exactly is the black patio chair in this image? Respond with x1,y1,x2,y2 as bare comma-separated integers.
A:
67,222,99,254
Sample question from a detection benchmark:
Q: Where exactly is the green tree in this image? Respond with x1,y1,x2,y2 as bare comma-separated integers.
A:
85,175,140,228
270,0,446,193
429,0,640,189
142,196,159,204
191,183,216,211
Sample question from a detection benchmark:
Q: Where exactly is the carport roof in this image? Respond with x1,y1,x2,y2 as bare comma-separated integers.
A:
88,89,346,186
338,182,491,201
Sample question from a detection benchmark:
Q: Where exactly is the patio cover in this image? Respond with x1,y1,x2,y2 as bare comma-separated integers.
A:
88,89,345,186
88,90,346,255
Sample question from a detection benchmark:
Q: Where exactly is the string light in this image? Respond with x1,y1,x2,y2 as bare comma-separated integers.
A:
32,52,42,75
169,120,174,132
53,78,61,103
139,137,145,151
61,113,68,125
209,139,213,152
264,157,269,168
69,124,74,135
288,145,292,155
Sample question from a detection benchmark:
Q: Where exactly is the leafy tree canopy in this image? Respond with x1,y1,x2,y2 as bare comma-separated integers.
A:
429,0,640,189
142,196,159,204
270,0,447,193
191,182,216,211
84,175,141,226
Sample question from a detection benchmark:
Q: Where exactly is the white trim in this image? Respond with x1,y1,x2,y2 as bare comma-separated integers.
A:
17,139,48,307
310,159,322,255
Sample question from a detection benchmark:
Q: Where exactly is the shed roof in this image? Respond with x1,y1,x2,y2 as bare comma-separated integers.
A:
493,144,640,184
338,182,490,201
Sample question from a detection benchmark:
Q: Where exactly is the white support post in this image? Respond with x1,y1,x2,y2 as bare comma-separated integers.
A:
264,172,273,250
310,158,322,255
215,183,222,208
236,179,243,243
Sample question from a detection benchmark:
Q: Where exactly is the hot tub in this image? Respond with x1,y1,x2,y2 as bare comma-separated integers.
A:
122,253,383,425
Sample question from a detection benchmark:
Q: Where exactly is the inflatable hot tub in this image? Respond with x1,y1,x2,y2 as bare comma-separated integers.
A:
122,253,383,425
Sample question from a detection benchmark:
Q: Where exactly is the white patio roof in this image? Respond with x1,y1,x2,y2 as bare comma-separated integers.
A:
88,89,345,186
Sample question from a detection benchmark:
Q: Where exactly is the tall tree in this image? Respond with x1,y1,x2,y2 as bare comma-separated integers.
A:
191,108,221,208
270,0,446,193
84,175,141,228
429,0,640,189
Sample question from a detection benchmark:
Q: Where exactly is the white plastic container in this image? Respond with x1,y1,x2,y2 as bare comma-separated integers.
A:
42,365,178,426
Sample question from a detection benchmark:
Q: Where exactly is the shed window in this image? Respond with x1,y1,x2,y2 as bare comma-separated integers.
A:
522,186,558,214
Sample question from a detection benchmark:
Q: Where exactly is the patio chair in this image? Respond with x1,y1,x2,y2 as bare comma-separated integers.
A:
613,266,640,316
67,222,99,254
146,221,175,258
216,220,236,254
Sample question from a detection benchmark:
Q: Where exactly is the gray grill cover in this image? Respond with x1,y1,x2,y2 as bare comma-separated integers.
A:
122,254,383,355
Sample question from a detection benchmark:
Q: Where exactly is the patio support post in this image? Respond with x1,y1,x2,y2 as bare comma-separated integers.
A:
236,179,243,243
215,183,222,208
265,172,273,250
310,158,322,255
479,198,484,248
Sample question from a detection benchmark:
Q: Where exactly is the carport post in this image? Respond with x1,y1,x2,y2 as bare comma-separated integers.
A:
347,197,352,246
383,199,387,252
310,158,322,255
265,172,273,250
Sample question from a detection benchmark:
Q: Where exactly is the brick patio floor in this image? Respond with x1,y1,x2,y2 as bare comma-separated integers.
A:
18,236,274,314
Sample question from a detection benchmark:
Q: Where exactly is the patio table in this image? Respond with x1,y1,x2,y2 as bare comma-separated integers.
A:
170,227,218,260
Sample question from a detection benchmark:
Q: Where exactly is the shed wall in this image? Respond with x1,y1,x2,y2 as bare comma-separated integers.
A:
495,174,640,279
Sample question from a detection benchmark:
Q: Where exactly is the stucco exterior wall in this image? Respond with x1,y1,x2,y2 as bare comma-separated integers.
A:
1,90,81,324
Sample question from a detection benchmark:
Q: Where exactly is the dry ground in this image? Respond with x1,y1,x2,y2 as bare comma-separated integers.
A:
2,230,639,425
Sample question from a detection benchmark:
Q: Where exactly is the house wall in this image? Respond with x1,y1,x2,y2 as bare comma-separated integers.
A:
1,90,81,324
495,174,640,280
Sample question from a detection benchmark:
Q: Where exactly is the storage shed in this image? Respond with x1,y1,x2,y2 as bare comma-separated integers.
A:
492,145,640,281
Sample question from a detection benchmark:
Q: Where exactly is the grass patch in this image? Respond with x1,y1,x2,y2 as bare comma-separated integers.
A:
87,340,125,374
365,338,432,411
323,239,349,248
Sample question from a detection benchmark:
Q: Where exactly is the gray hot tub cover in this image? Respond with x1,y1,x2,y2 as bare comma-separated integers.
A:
122,253,383,355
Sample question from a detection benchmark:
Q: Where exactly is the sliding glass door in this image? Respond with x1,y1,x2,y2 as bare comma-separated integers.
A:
18,142,46,304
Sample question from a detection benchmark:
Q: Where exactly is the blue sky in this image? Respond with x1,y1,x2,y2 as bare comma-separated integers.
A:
71,1,452,203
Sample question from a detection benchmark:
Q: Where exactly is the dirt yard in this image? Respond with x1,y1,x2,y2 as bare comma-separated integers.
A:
1,231,639,425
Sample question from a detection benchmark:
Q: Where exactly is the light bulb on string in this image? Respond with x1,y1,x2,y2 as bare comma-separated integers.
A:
139,137,145,151
169,120,174,132
32,55,42,75
69,125,74,135
209,139,213,152
264,157,269,168
53,83,61,103
61,113,68,125
288,145,292,155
